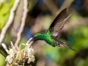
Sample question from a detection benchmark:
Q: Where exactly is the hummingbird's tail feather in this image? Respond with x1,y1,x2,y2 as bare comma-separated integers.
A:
56,41,76,52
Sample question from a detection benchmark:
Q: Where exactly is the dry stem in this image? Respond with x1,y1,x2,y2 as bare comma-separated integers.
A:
15,0,28,47
0,0,20,45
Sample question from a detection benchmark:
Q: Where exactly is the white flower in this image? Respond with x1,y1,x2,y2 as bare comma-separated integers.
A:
22,40,35,63
6,55,13,64
23,46,34,56
28,47,34,56
2,43,9,53
15,47,24,61
2,42,17,64
9,49,16,57
28,55,35,63
1,38,35,65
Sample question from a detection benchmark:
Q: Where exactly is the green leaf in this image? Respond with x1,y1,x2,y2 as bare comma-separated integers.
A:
0,54,5,66
0,0,14,29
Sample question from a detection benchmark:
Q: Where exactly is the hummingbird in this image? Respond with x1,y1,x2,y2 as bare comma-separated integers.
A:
30,8,76,51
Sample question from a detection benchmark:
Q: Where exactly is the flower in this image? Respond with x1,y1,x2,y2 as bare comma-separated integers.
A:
28,55,35,63
2,42,17,64
22,40,35,63
1,38,35,65
5,55,13,64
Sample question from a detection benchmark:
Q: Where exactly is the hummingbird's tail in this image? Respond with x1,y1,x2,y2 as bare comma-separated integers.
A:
56,41,76,52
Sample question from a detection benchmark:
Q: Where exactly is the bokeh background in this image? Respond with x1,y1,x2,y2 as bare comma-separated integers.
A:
0,0,88,66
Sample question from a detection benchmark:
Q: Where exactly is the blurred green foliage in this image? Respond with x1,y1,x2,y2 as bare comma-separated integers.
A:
69,26,88,49
0,54,5,66
0,0,14,29
28,0,37,11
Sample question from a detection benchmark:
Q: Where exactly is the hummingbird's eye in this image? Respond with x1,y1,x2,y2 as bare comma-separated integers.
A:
33,36,38,41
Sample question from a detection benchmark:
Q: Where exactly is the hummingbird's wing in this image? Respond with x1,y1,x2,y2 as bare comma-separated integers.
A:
49,8,72,38
57,41,76,51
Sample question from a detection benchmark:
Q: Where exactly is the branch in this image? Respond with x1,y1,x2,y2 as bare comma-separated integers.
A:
44,0,58,15
0,0,20,45
11,0,24,40
15,0,28,47
55,0,74,17
60,0,74,10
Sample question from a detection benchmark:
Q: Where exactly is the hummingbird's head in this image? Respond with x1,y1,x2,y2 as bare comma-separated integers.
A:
33,32,42,41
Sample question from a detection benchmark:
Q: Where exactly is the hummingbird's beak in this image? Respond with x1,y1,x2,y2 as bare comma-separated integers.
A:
29,36,37,42
29,37,34,41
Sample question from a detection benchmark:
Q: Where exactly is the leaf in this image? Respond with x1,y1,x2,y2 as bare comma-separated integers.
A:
0,0,14,29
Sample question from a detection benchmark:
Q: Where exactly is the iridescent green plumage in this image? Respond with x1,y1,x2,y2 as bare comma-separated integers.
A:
34,30,57,46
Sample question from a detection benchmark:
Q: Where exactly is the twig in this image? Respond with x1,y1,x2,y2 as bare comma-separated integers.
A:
55,0,74,16
15,0,28,47
60,0,74,10
44,0,58,15
0,0,20,45
11,0,24,40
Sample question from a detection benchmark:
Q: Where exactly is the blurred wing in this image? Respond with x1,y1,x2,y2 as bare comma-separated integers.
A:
49,8,72,38
57,41,76,51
